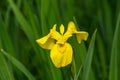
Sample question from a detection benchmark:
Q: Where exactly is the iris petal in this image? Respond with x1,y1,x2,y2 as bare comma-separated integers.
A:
36,24,61,49
36,33,55,49
75,31,88,43
67,21,77,33
51,24,61,40
50,43,73,68
60,24,64,35
36,21,89,68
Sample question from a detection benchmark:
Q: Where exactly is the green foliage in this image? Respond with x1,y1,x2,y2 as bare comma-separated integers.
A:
0,49,35,80
0,52,14,80
82,29,97,80
109,14,120,80
0,0,120,80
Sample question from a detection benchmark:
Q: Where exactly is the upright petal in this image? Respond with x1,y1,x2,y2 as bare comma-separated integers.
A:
75,31,88,43
60,24,65,35
50,43,73,68
51,24,62,40
36,33,55,49
61,21,76,43
63,32,72,43
67,21,77,34
60,21,76,42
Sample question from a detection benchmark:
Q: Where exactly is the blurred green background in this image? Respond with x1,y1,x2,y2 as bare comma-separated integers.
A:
0,0,120,80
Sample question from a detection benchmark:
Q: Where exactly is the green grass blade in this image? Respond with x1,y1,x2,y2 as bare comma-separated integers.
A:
7,0,34,39
75,65,82,80
0,52,14,80
96,32,107,78
7,0,45,60
23,0,38,38
109,14,120,80
103,0,113,45
0,16,15,56
0,49,36,80
82,29,97,80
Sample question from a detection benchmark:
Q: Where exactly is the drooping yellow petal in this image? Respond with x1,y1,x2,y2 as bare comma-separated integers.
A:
75,31,88,43
50,43,73,68
60,24,64,35
36,25,57,49
36,33,55,49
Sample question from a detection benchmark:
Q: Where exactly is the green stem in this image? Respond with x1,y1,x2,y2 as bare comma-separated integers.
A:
71,57,77,80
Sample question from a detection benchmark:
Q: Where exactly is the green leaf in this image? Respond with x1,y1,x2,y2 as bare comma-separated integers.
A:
82,29,97,80
109,13,120,80
0,52,14,80
7,0,45,62
0,16,15,56
23,0,38,38
0,49,36,80
74,65,82,80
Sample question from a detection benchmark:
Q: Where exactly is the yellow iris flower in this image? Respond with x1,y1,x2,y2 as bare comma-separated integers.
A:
36,21,88,68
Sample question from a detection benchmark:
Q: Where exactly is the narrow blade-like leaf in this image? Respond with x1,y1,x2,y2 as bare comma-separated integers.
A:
109,13,120,80
0,49,36,80
82,29,97,80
